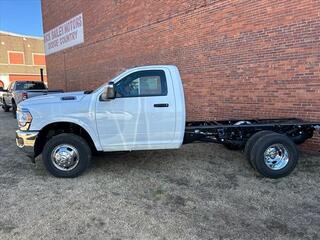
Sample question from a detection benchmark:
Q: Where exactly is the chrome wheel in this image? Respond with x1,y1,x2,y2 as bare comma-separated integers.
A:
51,144,80,171
264,144,289,170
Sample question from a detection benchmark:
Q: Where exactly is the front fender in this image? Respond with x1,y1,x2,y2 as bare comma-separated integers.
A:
32,117,102,151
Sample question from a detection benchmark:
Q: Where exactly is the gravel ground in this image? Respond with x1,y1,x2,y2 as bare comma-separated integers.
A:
0,110,319,240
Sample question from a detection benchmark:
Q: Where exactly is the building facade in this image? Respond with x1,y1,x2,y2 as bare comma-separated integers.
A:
41,0,320,147
0,31,47,88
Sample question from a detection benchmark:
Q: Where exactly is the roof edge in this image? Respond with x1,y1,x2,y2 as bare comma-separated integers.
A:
0,30,43,40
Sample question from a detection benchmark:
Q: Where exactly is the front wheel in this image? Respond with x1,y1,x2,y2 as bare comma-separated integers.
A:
42,133,92,178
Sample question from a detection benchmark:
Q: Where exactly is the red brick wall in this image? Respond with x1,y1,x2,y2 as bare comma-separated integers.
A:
42,0,320,148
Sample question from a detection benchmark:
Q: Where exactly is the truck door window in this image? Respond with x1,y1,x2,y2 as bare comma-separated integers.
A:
115,70,167,98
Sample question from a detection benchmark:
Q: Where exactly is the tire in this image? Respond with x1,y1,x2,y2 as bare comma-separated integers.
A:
244,130,274,167
2,99,10,112
250,133,299,179
42,133,92,178
12,101,17,118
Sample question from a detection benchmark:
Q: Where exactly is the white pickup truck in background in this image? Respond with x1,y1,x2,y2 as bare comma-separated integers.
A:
15,65,320,179
1,81,63,117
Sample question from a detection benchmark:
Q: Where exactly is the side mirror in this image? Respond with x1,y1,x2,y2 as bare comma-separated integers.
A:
0,87,6,92
101,82,116,101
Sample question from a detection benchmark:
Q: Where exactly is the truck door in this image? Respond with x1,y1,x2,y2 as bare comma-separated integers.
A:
95,69,176,151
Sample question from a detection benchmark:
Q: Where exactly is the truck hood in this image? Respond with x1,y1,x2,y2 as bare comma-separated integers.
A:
19,91,86,107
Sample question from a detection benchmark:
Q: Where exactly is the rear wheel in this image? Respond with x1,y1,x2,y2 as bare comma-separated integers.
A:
250,133,299,178
42,133,91,178
244,130,274,168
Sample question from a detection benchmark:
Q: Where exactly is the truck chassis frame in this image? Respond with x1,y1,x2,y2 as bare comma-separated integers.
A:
184,118,320,147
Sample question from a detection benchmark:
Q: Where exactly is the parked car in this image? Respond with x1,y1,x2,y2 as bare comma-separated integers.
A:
1,81,63,117
15,65,320,178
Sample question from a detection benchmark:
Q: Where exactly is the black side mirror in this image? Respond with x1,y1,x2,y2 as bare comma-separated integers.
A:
101,82,116,101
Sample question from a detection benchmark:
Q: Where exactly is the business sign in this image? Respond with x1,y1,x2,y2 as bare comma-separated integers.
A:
44,13,84,55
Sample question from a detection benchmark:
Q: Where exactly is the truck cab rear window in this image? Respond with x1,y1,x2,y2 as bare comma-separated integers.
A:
15,82,47,90
115,70,167,98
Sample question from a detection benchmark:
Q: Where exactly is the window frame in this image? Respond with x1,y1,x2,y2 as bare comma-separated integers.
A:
8,51,25,65
114,70,168,98
32,53,46,66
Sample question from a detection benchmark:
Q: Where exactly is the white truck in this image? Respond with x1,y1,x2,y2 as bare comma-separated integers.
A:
15,65,320,178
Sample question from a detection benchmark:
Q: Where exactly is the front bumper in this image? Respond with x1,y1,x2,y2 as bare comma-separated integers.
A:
16,130,39,160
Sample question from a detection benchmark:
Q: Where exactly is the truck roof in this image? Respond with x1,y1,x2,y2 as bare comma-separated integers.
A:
128,65,177,71
110,65,178,83
13,81,45,83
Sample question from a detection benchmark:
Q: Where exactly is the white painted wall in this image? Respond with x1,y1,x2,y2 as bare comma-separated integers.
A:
0,74,9,88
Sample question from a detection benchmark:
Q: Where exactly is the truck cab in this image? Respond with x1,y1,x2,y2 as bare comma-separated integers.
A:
16,65,186,177
95,65,186,151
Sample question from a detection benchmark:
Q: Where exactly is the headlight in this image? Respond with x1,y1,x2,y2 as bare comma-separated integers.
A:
17,109,33,130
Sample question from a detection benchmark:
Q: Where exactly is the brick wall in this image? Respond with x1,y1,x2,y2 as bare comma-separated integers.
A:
42,0,320,149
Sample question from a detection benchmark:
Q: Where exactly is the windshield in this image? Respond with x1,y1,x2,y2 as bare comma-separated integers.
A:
15,82,47,91
91,68,129,94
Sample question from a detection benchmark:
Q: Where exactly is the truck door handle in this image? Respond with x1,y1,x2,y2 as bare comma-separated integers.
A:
154,103,169,108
